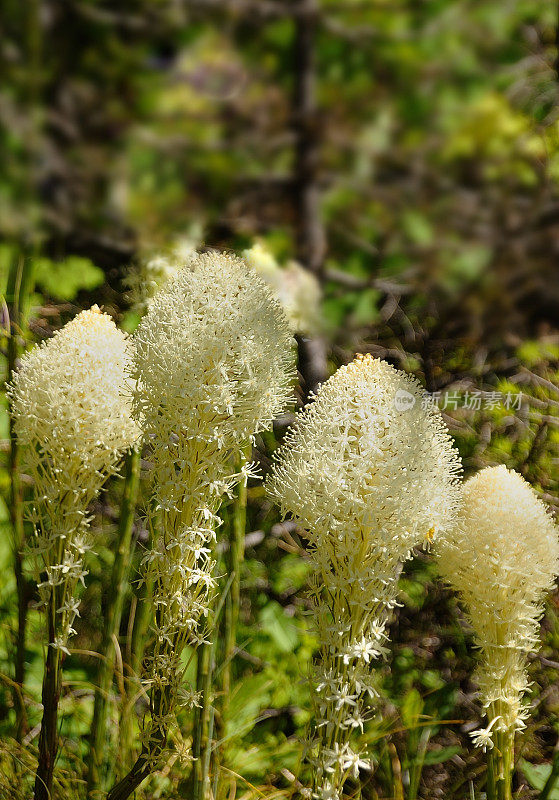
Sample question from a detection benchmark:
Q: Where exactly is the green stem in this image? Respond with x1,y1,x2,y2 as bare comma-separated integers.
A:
486,746,497,800
129,562,153,678
192,642,211,800
8,332,28,743
112,479,229,799
118,514,154,774
189,570,233,800
6,251,35,741
488,727,514,800
408,726,432,800
201,702,216,800
87,449,140,795
221,445,250,714
106,689,167,800
34,590,62,800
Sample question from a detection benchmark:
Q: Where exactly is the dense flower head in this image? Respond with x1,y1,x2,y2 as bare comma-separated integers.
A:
133,252,294,509
10,305,138,488
267,354,461,560
266,354,461,798
437,465,559,738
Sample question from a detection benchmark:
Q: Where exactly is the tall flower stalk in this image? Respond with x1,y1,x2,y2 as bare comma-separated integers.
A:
87,448,141,795
107,252,294,800
221,443,251,713
117,510,155,775
8,306,138,800
5,250,35,741
266,355,461,800
436,466,559,800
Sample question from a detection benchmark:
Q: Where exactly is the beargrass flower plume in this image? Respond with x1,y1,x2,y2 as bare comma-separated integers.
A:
107,252,294,799
8,305,138,800
436,466,559,800
266,354,461,800
9,305,138,648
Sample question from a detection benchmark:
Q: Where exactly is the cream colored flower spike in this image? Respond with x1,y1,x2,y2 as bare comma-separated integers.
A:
267,354,462,800
10,305,138,486
9,305,138,653
437,465,559,747
130,251,295,763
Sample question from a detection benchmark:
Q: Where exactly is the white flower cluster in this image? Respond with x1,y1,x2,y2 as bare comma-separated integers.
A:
9,306,138,650
267,354,461,798
132,252,294,752
243,241,322,335
436,466,559,748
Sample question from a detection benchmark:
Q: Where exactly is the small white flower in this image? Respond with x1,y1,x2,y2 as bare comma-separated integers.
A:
57,598,81,617
470,715,503,751
313,780,341,800
50,637,71,656
340,635,386,664
470,728,494,752
340,748,371,779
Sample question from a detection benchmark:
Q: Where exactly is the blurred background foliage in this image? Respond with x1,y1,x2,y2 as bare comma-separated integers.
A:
0,0,558,797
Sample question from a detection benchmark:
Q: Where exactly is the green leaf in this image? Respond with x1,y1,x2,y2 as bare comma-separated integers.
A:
33,256,104,301
225,673,273,738
447,245,492,286
121,310,142,333
402,210,434,246
272,554,310,595
259,601,299,653
520,759,559,797
399,576,427,610
422,745,461,765
351,287,380,325
400,688,423,729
